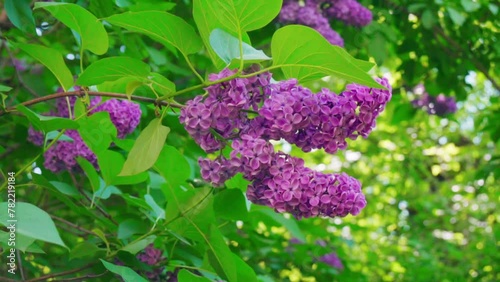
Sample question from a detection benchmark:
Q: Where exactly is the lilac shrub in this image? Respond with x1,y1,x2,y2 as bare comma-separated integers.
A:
28,94,142,173
180,68,392,219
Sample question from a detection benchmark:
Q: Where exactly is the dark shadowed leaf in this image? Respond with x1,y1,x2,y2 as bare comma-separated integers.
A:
5,0,35,34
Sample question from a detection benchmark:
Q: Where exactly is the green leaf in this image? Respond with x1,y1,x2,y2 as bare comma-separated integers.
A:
49,181,80,197
206,226,237,282
192,0,227,69
145,194,166,220
77,157,100,193
421,9,436,29
214,189,248,221
148,72,176,97
97,150,149,185
165,187,214,242
17,105,79,132
368,33,387,65
121,235,156,254
225,173,250,191
118,219,150,239
233,253,258,282
0,202,67,249
93,182,122,200
120,118,170,176
129,2,176,12
34,2,109,55
0,231,35,253
77,57,151,86
120,194,150,210
210,29,271,65
153,145,191,188
5,0,35,34
105,11,203,55
460,0,481,12
70,241,104,260
73,98,86,119
0,85,13,92
126,80,144,96
14,42,74,91
92,228,110,251
100,260,148,282
78,111,117,153
271,25,382,88
89,0,115,18
446,7,466,26
203,0,282,33
178,269,212,282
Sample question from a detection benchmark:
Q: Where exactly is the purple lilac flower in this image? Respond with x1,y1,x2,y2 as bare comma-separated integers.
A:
411,85,457,117
43,130,98,173
28,126,45,146
199,157,238,187
180,68,272,153
319,0,373,26
319,252,344,270
92,99,142,138
137,244,165,280
12,58,28,72
137,244,163,265
279,1,344,46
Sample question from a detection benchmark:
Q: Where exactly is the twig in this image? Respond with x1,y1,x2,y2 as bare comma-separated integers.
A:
16,249,26,280
0,90,184,116
55,271,108,281
50,215,97,237
26,263,96,282
69,172,118,226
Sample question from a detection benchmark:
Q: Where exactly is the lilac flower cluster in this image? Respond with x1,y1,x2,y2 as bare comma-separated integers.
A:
320,0,373,26
260,77,392,153
412,92,457,117
278,0,373,46
180,69,392,219
319,252,344,270
279,0,344,46
28,93,141,173
137,244,165,281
